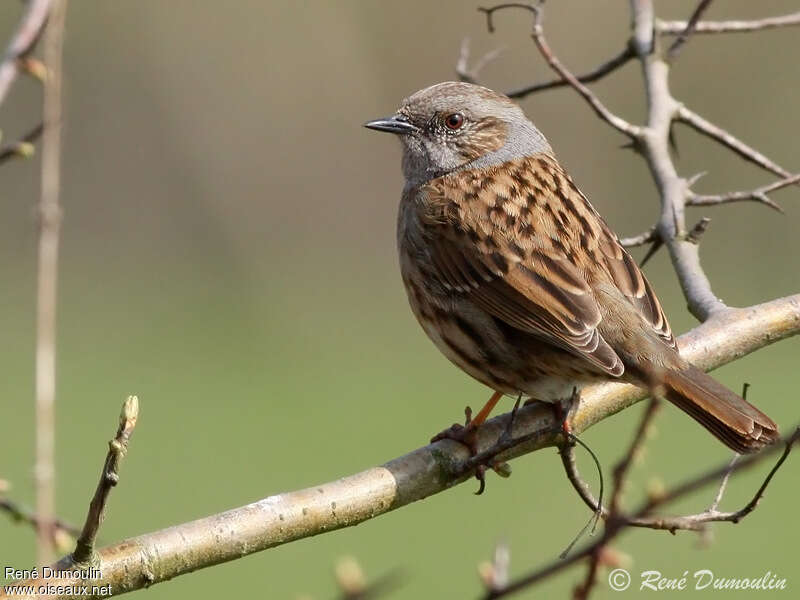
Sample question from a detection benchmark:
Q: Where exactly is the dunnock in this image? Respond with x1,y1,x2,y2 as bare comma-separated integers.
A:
366,81,777,453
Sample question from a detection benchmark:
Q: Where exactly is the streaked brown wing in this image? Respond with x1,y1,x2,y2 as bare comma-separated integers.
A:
419,154,674,377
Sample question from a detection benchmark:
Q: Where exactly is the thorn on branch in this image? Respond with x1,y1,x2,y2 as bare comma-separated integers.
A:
72,395,139,566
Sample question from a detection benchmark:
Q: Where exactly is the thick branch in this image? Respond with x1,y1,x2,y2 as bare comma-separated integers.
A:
2,295,798,599
658,13,800,35
629,1,726,321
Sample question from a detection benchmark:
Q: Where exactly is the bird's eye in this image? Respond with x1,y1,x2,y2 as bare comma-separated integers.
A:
444,113,464,130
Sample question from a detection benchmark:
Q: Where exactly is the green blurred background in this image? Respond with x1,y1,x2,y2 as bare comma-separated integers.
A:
1,1,798,598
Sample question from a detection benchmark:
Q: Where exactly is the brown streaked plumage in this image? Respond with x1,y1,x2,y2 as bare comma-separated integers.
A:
366,81,778,453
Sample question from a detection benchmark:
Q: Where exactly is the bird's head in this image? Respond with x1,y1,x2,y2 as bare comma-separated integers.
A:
365,81,551,184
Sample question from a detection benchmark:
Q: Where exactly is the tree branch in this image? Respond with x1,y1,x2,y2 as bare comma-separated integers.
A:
505,45,634,99
0,0,53,107
34,0,66,566
0,496,81,543
676,106,792,179
484,427,799,599
658,12,800,35
1,295,798,599
687,173,800,212
666,0,714,61
479,3,642,138
72,397,139,566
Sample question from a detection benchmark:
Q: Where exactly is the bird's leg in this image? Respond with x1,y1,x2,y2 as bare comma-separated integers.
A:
432,392,525,495
430,390,503,455
552,387,580,437
473,395,522,495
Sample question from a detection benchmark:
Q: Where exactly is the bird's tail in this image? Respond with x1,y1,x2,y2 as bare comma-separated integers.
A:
662,363,779,453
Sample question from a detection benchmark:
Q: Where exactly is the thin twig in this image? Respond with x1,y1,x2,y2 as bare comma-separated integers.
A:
34,0,67,566
0,0,54,106
506,45,634,99
658,12,800,35
72,396,139,566
573,548,602,600
687,174,800,212
0,497,82,539
0,123,43,164
485,427,799,599
478,3,642,138
609,399,660,515
667,0,715,60
456,38,504,84
676,106,792,179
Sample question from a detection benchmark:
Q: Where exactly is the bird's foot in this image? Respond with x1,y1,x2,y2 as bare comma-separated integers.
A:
431,396,522,495
430,405,480,455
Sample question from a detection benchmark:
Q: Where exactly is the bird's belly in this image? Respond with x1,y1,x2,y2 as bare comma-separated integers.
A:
400,257,602,400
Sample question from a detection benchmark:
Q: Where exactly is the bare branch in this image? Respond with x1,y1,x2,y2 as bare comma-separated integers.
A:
72,396,139,566
478,3,642,138
626,0,727,320
676,106,792,179
0,496,81,541
456,38,504,84
558,443,605,518
667,0,715,60
687,173,800,212
609,399,660,515
2,296,799,599
708,455,737,512
485,427,799,599
619,226,657,248
0,0,53,106
34,0,67,566
658,12,800,35
506,45,634,99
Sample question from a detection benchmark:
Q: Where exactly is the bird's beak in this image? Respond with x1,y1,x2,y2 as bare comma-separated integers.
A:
364,114,417,135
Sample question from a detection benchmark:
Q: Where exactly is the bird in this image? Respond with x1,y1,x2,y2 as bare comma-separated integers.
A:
364,81,778,455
